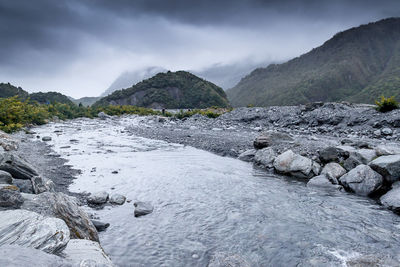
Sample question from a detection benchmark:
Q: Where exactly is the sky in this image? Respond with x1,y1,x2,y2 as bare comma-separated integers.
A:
0,0,399,98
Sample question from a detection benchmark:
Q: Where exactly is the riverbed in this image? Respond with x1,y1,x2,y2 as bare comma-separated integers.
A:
30,116,400,266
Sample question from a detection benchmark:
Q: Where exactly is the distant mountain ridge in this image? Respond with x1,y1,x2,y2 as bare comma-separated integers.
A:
94,71,230,108
227,17,400,107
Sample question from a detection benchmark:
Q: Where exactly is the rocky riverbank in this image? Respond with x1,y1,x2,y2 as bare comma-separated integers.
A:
127,102,400,216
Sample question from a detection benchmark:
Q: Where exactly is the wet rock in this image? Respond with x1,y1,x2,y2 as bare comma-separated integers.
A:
12,178,33,193
237,149,257,162
109,193,126,205
369,155,400,183
253,131,293,149
318,146,348,163
41,136,52,142
380,187,400,214
87,191,109,205
0,185,24,208
273,150,318,178
91,220,110,232
339,165,383,196
381,127,393,136
134,201,154,217
61,239,113,266
254,147,276,168
0,245,74,267
0,170,12,184
21,192,99,242
0,153,39,180
31,176,55,194
307,174,343,190
208,252,251,267
98,112,110,120
0,209,70,253
320,163,346,183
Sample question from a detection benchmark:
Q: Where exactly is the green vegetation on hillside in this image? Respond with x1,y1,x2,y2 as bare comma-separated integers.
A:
227,18,400,107
29,91,75,105
95,71,230,108
69,96,100,107
0,83,29,99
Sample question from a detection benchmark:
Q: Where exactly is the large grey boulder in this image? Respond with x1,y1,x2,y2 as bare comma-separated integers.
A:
320,163,346,183
0,170,12,184
352,149,377,164
0,209,70,253
254,147,276,168
380,187,400,214
307,174,342,190
31,176,55,194
253,131,293,149
0,153,38,180
109,193,126,205
369,155,400,183
87,191,109,205
13,178,34,193
61,239,113,266
237,149,256,162
339,165,383,196
0,245,74,267
273,150,319,178
134,201,154,217
21,192,99,242
0,184,24,209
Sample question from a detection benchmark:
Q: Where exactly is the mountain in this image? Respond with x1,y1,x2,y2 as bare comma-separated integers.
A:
94,71,230,108
101,67,166,97
69,96,100,106
227,17,400,107
29,92,75,105
0,83,29,99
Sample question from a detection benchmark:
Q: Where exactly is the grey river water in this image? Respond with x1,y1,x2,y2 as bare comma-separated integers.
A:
32,117,400,267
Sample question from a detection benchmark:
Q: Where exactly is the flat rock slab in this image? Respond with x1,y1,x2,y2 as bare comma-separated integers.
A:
0,209,70,253
61,239,114,266
134,201,154,217
339,164,383,196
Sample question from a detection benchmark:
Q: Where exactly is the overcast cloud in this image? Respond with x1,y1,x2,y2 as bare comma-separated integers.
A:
0,0,399,97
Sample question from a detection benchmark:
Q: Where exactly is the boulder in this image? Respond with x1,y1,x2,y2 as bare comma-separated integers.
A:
87,191,109,205
109,193,126,205
273,150,318,178
318,146,349,163
61,239,113,266
134,201,154,217
21,192,99,242
380,187,400,214
369,155,400,183
339,165,383,196
31,176,55,194
351,149,377,164
91,220,110,232
237,149,257,162
253,132,293,149
41,136,52,142
13,178,34,193
0,170,12,184
0,209,70,253
381,127,393,136
0,245,74,267
0,153,38,180
320,163,346,183
254,147,276,168
307,174,343,190
0,185,24,209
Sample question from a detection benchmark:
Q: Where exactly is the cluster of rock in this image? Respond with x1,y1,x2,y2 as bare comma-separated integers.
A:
239,131,400,215
0,131,113,266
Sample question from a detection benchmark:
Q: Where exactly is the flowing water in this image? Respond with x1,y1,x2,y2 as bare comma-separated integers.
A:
32,117,400,267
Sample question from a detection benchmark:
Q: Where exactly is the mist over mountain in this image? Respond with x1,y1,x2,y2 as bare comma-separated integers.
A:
227,17,400,107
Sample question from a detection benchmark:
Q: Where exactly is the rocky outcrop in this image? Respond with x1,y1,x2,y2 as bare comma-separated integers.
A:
254,147,276,168
369,155,400,183
273,150,320,178
0,153,38,180
380,187,400,214
339,165,383,196
21,192,99,242
61,239,114,266
0,209,70,253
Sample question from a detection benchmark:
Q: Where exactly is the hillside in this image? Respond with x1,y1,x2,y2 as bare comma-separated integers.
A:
94,71,230,108
29,92,75,105
227,17,400,107
69,96,100,107
0,83,29,99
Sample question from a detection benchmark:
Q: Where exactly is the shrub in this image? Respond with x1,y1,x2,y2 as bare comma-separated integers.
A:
375,95,399,112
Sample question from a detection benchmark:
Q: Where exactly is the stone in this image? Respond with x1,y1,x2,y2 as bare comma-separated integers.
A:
0,170,12,184
343,156,362,171
318,146,348,163
254,147,276,168
237,149,257,162
0,153,39,180
61,239,113,266
380,187,400,214
0,209,70,253
21,192,99,242
375,145,400,156
351,149,377,164
307,174,343,190
134,201,154,217
98,112,110,120
321,163,347,183
381,127,393,135
0,185,24,209
41,136,52,142
273,150,318,178
0,245,74,267
369,155,400,183
339,165,383,196
87,191,109,205
109,193,126,205
253,131,293,149
373,129,382,137
13,178,33,193
0,130,19,151
91,220,110,232
31,176,55,194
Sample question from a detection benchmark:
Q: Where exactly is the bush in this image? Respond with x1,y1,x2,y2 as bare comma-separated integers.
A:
375,95,399,112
